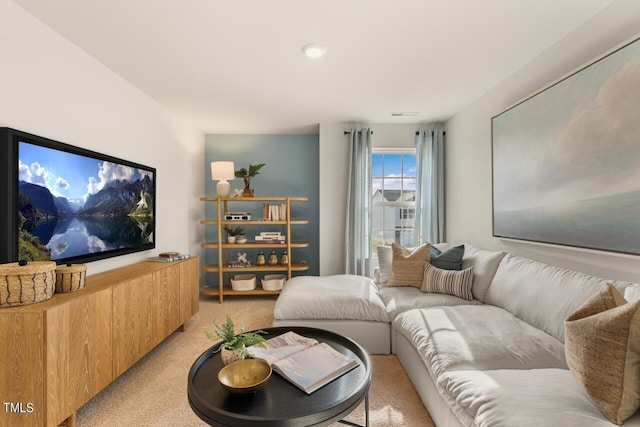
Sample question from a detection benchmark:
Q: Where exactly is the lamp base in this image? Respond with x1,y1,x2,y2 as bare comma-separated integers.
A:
216,179,231,198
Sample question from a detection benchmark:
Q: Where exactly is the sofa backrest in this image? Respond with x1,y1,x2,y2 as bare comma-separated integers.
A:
484,253,636,343
462,244,506,302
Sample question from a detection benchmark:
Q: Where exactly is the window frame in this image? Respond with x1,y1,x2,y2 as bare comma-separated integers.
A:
370,148,417,255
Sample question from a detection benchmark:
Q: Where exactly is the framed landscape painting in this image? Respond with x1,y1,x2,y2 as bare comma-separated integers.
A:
492,35,640,255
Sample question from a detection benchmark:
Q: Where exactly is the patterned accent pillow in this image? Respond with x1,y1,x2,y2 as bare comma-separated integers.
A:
420,262,474,300
387,243,431,288
565,284,640,424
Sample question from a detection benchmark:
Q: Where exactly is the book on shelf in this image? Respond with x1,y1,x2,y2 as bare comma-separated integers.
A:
262,203,287,221
254,231,286,243
248,331,359,394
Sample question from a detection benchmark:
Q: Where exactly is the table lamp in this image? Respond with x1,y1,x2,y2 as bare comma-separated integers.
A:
211,161,235,197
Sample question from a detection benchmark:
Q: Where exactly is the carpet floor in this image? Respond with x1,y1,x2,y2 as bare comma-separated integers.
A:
76,295,434,426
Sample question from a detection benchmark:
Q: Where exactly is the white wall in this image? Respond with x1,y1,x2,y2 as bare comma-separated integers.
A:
446,0,640,281
0,0,203,275
318,123,422,275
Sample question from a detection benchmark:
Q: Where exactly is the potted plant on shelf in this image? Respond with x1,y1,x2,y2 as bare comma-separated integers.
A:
223,225,245,244
204,315,266,365
235,163,266,197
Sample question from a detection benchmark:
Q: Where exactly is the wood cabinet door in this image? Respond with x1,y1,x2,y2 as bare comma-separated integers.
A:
0,312,44,427
179,257,200,324
153,266,181,340
46,288,112,426
112,276,155,378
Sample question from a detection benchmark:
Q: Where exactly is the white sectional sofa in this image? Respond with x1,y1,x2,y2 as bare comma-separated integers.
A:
273,243,640,426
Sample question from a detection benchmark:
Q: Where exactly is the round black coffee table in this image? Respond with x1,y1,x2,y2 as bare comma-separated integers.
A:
188,326,371,427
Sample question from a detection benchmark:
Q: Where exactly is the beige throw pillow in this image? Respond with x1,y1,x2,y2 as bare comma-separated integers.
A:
421,263,474,301
387,243,431,288
565,284,640,425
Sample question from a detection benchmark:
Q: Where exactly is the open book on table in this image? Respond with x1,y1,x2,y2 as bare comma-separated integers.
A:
249,331,359,394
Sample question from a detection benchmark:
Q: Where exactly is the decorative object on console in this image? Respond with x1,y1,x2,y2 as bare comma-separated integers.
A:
280,250,289,265
492,35,640,256
211,161,235,198
54,263,87,293
235,163,266,197
0,260,56,307
204,315,266,365
256,252,266,266
565,284,640,424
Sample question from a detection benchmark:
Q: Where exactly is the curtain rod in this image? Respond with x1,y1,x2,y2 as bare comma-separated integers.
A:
416,131,446,136
344,130,373,135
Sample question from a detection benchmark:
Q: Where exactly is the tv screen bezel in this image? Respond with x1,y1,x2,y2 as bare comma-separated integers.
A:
0,127,156,265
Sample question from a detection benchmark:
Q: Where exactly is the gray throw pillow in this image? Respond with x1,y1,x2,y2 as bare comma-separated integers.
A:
430,244,464,270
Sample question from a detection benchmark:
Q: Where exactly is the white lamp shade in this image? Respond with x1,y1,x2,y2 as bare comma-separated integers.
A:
211,161,235,197
211,161,235,180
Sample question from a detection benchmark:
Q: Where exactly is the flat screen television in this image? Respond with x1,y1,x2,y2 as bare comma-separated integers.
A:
0,128,155,265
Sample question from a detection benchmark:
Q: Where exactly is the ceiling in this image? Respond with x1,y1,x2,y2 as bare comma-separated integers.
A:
13,0,613,134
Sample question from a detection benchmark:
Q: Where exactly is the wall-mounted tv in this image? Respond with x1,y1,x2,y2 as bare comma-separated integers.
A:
0,128,155,265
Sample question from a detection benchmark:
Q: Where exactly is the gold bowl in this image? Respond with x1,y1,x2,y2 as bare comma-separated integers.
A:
218,359,272,394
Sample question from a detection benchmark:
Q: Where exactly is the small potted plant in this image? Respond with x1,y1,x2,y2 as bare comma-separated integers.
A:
223,225,245,244
204,315,266,365
235,163,266,197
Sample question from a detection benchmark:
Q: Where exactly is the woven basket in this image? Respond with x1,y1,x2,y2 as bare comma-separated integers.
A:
55,264,87,293
0,261,56,307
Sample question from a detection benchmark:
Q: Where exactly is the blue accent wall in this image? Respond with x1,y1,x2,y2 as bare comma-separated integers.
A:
204,134,320,287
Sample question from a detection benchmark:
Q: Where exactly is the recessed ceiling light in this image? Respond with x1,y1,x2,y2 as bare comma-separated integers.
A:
302,43,327,59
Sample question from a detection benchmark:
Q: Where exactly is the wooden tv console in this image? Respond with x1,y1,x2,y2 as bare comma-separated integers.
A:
0,256,199,427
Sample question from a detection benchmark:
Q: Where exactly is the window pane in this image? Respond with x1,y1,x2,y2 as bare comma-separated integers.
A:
372,153,383,177
372,178,383,197
403,154,416,177
383,229,396,244
401,187,416,203
383,154,402,176
398,229,414,247
403,178,416,192
371,229,385,250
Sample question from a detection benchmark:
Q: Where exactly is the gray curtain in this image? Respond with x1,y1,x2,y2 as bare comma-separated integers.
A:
415,129,444,244
345,128,372,276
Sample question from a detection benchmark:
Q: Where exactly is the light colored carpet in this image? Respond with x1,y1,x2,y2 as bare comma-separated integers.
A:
76,296,434,426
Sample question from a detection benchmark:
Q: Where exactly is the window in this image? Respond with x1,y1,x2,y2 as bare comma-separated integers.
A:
371,150,416,254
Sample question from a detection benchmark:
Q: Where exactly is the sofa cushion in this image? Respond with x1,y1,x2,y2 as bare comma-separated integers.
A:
626,284,640,302
273,275,389,322
421,263,474,301
393,305,567,379
438,369,629,427
430,244,465,270
485,254,634,343
461,244,506,302
380,286,481,319
387,243,431,288
565,284,640,425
